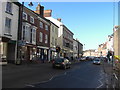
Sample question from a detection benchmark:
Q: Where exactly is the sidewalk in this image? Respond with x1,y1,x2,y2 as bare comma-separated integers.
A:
102,61,120,89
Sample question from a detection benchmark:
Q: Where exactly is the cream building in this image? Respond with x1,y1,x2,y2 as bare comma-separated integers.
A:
44,10,74,59
49,21,59,60
0,0,19,64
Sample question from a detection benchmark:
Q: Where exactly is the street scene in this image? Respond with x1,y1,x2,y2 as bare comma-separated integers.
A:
0,0,120,89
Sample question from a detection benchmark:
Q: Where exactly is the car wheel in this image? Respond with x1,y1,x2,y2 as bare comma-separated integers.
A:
63,65,66,70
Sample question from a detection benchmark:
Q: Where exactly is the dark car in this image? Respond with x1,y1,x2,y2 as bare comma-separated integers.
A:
52,58,71,69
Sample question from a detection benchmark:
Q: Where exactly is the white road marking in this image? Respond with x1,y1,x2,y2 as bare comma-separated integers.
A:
96,70,105,88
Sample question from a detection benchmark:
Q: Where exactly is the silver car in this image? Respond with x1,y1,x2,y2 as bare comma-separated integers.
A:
93,59,101,65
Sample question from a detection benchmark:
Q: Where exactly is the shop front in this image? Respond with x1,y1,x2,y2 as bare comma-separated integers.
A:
20,44,37,63
50,48,57,61
37,46,49,63
0,37,17,64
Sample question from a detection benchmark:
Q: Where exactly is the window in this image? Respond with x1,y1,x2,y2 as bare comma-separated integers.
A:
30,16,34,24
52,26,54,32
40,22,43,28
45,25,48,30
5,17,11,34
52,37,54,45
45,34,48,44
55,39,57,46
39,32,43,42
23,12,27,20
6,2,12,13
32,28,36,43
22,25,25,40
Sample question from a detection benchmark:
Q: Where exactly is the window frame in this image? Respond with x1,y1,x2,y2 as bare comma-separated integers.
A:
5,17,12,35
30,16,34,24
23,12,27,20
6,2,12,14
40,21,43,29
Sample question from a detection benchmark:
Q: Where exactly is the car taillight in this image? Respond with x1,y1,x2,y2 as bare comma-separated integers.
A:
62,62,65,64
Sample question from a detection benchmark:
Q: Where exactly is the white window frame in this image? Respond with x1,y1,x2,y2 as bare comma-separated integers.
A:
6,2,12,14
23,12,27,20
40,21,43,28
30,16,34,24
45,25,48,30
39,32,43,42
5,17,11,35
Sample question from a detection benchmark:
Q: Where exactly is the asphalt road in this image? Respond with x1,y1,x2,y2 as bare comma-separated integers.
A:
2,61,83,88
26,61,106,88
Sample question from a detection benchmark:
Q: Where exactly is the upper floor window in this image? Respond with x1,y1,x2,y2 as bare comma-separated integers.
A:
45,25,48,30
40,21,43,28
6,2,12,14
5,17,11,34
39,32,43,42
23,12,27,20
32,28,36,42
30,16,34,24
45,34,48,44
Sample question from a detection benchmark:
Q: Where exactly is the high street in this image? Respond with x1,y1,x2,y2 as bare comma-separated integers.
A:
25,61,106,88
2,61,107,88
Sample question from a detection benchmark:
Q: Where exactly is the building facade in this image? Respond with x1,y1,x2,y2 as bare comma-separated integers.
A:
34,4,50,62
0,1,19,63
62,25,74,59
73,39,78,59
17,4,38,63
49,21,59,60
44,10,74,59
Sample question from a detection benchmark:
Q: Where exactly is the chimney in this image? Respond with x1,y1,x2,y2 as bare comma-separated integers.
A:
34,3,44,17
57,18,61,22
44,10,52,17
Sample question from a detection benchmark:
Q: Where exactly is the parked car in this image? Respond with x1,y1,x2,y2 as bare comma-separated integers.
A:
52,58,71,69
80,57,86,61
93,59,101,65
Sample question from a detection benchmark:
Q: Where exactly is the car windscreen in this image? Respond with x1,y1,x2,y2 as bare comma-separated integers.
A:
54,58,64,62
94,59,100,61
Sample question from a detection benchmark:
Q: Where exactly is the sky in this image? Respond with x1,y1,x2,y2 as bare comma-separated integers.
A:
19,1,118,50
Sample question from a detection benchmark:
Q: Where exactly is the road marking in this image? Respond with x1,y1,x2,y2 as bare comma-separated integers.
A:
113,73,118,80
96,70,105,88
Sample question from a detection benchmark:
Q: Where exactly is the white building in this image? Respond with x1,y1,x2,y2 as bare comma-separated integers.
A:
0,0,19,63
49,21,59,60
44,10,74,58
73,39,78,59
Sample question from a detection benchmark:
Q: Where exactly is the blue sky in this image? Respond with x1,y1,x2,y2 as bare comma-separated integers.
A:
19,1,118,50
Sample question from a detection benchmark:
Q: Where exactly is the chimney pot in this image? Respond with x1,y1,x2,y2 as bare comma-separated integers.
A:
57,18,61,22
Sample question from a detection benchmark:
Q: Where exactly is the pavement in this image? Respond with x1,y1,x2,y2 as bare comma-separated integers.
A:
102,60,120,89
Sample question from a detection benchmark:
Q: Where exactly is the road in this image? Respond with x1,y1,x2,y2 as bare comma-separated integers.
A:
25,61,106,88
